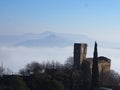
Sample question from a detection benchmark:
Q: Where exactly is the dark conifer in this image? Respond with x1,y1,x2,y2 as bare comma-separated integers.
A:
90,42,99,90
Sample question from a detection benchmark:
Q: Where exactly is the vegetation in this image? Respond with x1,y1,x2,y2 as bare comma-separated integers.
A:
90,42,99,90
0,75,29,90
0,56,120,90
0,64,5,76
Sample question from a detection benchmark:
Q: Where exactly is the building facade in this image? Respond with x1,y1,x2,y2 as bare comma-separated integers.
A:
74,43,111,74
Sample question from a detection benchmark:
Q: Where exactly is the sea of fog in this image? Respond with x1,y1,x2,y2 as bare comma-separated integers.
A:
0,46,120,74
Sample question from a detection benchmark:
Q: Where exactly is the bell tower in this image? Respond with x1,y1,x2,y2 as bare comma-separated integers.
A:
74,43,87,69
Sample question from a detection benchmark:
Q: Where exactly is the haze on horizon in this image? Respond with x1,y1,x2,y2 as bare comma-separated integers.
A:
1,0,120,73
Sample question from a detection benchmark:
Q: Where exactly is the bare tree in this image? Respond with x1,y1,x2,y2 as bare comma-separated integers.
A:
108,70,120,86
45,61,63,70
19,61,44,76
64,56,74,70
0,64,5,76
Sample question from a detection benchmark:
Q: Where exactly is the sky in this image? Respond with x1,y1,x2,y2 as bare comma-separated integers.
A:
0,0,120,42
1,0,120,73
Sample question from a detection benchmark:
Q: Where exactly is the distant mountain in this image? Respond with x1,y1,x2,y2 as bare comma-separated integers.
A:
0,31,94,47
16,34,73,47
0,31,119,48
16,31,94,47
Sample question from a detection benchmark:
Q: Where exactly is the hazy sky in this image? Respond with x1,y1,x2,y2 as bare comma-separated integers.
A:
1,0,120,72
0,0,120,42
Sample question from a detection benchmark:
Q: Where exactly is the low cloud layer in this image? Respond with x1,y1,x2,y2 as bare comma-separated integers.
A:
0,46,73,72
0,46,120,73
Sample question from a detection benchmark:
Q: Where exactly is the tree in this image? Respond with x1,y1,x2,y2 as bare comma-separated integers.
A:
90,42,99,90
0,75,29,90
64,56,74,70
108,70,120,86
0,64,5,76
19,61,44,76
45,61,63,70
11,76,29,90
51,79,65,90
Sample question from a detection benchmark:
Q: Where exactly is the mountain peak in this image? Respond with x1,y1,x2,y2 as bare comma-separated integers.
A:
41,31,55,35
0,31,95,47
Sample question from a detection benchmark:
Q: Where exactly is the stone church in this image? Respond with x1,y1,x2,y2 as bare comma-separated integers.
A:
74,43,111,74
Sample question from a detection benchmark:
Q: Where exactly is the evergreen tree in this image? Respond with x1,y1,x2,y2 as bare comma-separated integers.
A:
90,42,99,90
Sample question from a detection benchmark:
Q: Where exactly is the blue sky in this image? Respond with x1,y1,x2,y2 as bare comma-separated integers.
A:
0,0,120,42
1,0,120,72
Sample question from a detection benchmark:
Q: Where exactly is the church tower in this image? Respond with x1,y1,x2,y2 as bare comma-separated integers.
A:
74,43,87,69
